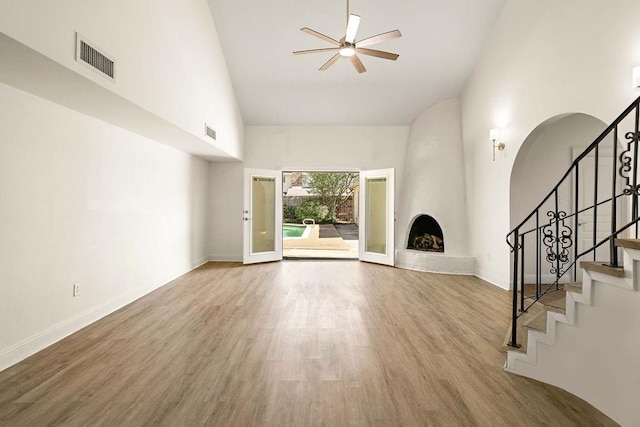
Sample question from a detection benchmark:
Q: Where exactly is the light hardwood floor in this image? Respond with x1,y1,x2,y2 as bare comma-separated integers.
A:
0,261,616,426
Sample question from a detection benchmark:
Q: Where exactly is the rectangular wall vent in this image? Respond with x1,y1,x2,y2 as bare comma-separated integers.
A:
75,33,115,81
205,124,217,141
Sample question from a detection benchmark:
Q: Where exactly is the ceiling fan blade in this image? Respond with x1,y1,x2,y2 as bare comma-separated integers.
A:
356,48,399,61
350,54,366,74
320,53,341,71
293,47,340,55
356,29,402,48
345,14,361,43
301,27,341,46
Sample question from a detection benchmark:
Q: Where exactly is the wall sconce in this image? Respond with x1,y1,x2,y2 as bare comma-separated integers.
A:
490,128,505,161
634,66,640,88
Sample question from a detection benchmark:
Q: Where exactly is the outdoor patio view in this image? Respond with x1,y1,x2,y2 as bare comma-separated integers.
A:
282,171,359,259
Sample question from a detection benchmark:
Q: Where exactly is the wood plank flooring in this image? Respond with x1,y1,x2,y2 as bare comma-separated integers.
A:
0,261,616,426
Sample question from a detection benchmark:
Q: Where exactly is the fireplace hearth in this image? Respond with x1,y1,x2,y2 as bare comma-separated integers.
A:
407,215,444,252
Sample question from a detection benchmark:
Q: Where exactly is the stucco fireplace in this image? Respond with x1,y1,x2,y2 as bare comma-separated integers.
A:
395,98,475,275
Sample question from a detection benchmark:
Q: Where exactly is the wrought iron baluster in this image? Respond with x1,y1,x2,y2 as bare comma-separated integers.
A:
636,105,640,238
536,210,540,299
510,229,520,348
611,126,619,267
555,189,560,286
593,144,598,261
574,163,579,282
520,234,525,312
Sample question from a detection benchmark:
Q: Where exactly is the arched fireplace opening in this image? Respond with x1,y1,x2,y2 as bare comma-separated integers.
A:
407,215,444,252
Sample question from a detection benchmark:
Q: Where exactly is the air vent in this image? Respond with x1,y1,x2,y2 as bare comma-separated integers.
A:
75,33,115,81
205,124,217,141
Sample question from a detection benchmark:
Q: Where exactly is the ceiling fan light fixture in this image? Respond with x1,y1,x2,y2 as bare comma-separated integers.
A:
340,45,355,57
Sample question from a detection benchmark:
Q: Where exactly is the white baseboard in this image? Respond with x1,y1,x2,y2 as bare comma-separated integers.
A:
0,279,168,372
209,253,242,262
191,255,209,269
475,271,510,290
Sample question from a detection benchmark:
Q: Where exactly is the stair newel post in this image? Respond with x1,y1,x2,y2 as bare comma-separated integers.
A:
510,228,520,348
574,162,579,282
520,234,525,312
611,126,620,267
536,210,540,299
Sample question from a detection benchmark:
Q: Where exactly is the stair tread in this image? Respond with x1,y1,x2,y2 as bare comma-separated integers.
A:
503,306,543,353
523,309,548,332
564,282,583,294
615,238,640,250
545,296,566,313
580,261,625,278
504,318,528,354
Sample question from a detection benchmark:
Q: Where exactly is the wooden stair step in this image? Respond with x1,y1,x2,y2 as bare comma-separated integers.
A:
564,282,583,294
545,296,566,313
580,261,624,278
504,319,528,354
615,238,640,250
523,309,548,332
503,304,544,353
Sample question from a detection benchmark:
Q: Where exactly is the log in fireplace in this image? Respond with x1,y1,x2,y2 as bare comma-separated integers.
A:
407,215,444,252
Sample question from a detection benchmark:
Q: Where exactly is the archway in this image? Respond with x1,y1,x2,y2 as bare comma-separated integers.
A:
510,113,608,284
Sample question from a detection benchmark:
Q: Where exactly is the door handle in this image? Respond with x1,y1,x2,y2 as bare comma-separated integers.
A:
243,217,252,221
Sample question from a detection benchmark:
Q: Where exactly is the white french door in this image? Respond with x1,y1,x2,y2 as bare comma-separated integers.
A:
243,168,283,264
359,168,395,266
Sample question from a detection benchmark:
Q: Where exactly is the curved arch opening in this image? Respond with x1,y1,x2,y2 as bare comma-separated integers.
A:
510,113,609,283
510,113,608,228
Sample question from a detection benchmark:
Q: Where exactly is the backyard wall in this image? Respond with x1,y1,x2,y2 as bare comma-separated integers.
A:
209,126,409,261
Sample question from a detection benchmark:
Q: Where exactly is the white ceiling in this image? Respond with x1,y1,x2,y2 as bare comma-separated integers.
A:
208,0,506,126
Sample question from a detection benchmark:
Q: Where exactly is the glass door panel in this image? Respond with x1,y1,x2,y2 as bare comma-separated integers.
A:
243,169,282,264
359,169,395,266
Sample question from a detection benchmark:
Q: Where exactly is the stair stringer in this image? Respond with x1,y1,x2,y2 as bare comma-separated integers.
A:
504,276,590,368
506,248,638,370
504,247,640,426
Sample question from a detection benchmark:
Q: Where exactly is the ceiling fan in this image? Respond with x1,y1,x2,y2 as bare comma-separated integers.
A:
293,0,402,74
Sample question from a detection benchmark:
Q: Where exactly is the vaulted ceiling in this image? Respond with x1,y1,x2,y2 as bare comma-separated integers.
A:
208,0,506,126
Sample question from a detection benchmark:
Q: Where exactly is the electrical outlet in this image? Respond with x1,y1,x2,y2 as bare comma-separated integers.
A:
73,283,80,297
488,252,491,261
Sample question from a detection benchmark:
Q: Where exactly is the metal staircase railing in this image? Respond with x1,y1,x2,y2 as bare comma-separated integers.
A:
506,95,640,349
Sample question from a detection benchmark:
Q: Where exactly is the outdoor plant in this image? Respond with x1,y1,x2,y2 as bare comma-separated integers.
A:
304,172,358,222
283,204,300,223
294,199,329,223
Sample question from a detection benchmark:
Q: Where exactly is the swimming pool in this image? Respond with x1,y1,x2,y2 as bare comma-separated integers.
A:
283,224,312,239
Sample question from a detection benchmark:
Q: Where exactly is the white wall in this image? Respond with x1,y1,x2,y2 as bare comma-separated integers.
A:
208,126,409,260
0,82,210,371
0,0,244,160
208,162,244,261
462,1,640,423
461,0,640,288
